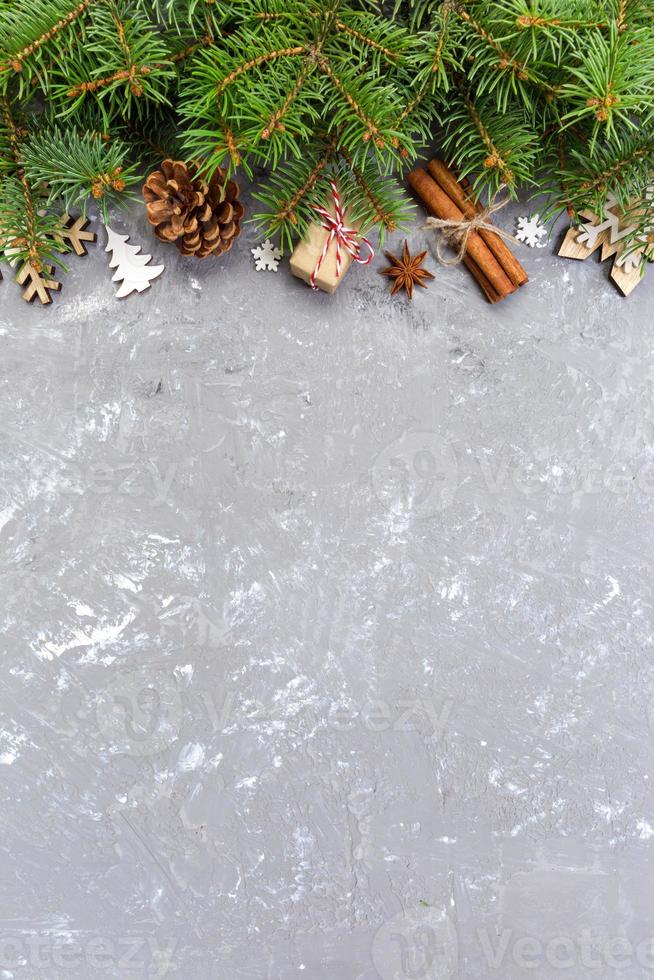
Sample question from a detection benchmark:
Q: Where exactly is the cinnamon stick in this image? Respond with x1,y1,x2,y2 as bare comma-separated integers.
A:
407,167,516,300
462,254,502,304
427,159,528,288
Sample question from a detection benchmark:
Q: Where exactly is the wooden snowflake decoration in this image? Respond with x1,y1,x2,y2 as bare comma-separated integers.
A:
515,214,547,248
558,191,654,296
15,261,62,304
251,239,281,271
1,211,97,304
3,245,63,305
52,213,97,256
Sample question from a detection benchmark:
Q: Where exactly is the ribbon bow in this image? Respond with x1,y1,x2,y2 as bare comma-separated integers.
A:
423,193,519,266
310,180,374,289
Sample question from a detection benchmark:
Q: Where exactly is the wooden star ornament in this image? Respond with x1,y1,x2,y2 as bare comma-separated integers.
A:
380,240,435,299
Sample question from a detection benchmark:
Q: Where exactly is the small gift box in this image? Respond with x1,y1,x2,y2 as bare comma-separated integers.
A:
289,181,373,294
290,220,357,293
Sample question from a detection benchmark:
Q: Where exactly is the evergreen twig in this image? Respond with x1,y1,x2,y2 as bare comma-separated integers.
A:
0,0,652,279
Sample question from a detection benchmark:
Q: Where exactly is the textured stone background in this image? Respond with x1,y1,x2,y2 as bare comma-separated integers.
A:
1,192,654,980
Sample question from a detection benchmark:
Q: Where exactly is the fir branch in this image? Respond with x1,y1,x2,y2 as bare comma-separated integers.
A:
276,137,337,225
0,96,37,258
464,94,516,186
615,0,628,31
334,19,398,61
260,62,314,140
67,64,152,97
514,11,608,31
171,34,213,64
216,46,307,95
561,23,654,132
57,1,176,113
396,82,428,130
0,0,93,78
340,146,400,231
556,129,574,216
247,0,404,65
120,111,171,161
21,127,139,220
109,2,132,64
317,55,385,148
222,124,241,167
453,2,530,80
428,2,452,79
2,0,654,265
551,131,654,217
439,87,539,198
333,155,414,243
148,0,226,36
449,0,558,102
0,96,62,267
394,6,453,130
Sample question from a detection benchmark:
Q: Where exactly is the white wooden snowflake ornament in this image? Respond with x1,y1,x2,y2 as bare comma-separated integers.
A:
105,226,164,299
251,239,282,272
558,189,654,296
515,214,547,248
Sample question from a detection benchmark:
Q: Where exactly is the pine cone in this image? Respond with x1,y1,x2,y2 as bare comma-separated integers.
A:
143,159,243,259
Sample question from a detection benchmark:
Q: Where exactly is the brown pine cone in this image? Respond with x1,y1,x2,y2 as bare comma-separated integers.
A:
143,159,243,259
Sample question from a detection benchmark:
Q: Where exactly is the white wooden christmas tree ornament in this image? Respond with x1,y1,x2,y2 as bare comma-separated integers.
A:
105,226,164,299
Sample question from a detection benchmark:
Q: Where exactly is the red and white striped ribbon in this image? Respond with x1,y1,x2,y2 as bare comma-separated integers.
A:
309,180,374,290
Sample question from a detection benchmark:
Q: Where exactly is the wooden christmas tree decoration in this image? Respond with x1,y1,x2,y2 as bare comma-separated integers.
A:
105,226,164,299
53,213,97,256
558,192,654,296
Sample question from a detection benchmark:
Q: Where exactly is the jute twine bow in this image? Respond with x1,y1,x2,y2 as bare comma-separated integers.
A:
423,193,519,266
310,179,374,289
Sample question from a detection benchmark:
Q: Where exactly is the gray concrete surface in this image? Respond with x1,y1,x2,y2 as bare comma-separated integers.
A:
1,191,654,980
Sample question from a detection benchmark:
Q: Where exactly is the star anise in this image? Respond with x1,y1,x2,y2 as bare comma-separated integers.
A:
380,240,435,299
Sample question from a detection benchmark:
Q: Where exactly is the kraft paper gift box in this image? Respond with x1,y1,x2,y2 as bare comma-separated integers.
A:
289,217,362,294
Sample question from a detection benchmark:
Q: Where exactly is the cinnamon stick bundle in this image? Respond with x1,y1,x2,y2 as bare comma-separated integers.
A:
427,159,528,289
407,163,528,303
